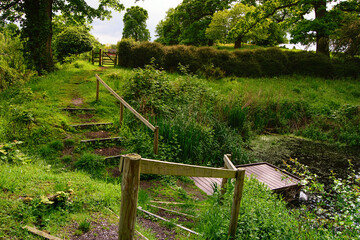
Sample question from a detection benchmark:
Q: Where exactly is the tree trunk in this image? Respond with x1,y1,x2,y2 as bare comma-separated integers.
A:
234,36,242,49
207,39,214,46
314,0,329,56
23,0,54,74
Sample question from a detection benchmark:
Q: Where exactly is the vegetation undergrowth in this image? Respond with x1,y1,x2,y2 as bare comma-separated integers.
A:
0,60,359,239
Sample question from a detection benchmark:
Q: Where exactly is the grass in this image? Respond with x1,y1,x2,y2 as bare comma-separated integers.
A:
0,162,121,239
0,59,359,239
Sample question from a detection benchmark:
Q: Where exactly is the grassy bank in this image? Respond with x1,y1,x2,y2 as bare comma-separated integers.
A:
0,60,359,239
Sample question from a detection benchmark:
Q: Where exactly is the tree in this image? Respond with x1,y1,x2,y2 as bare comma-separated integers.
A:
331,14,360,57
155,0,236,46
248,0,359,56
54,27,93,62
206,3,283,48
0,0,124,73
122,6,150,42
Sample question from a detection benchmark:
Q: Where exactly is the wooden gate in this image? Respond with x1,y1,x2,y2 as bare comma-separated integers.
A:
91,49,117,66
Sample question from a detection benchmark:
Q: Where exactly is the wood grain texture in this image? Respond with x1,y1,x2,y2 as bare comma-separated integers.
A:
95,75,155,131
153,126,159,155
140,158,236,178
228,169,245,239
22,226,62,240
118,154,141,240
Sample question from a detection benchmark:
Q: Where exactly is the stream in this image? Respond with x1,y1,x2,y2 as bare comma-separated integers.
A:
246,135,360,186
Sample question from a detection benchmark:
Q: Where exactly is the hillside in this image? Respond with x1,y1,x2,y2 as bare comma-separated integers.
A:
0,61,359,239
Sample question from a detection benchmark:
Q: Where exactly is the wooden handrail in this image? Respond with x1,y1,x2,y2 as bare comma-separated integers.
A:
140,157,239,178
95,74,156,131
118,154,245,240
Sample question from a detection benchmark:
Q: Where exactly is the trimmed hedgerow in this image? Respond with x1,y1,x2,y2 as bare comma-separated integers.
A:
116,40,360,78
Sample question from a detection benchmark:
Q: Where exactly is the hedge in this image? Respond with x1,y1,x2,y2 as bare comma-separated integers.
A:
117,39,360,79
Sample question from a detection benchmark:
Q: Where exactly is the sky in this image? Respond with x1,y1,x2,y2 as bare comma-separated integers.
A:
86,0,182,45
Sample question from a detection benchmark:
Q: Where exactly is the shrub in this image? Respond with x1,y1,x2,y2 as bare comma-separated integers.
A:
130,42,164,68
253,48,288,76
232,50,261,77
54,27,93,63
117,38,137,67
163,45,200,73
286,51,333,77
114,41,360,78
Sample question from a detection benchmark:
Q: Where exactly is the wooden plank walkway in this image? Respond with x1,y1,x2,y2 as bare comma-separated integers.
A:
191,162,300,196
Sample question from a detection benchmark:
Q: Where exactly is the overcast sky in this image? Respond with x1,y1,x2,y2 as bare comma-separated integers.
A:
86,0,182,45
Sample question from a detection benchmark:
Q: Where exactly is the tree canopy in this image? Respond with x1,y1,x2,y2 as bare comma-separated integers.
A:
0,0,124,73
122,6,150,42
206,3,287,48
156,0,236,46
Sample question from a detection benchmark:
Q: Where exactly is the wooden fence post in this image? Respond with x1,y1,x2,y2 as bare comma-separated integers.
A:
114,53,118,67
96,78,99,101
99,49,102,66
118,153,141,240
153,126,159,155
228,169,245,239
119,102,124,126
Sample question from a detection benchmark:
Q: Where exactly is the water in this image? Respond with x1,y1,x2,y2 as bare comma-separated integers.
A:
246,135,360,186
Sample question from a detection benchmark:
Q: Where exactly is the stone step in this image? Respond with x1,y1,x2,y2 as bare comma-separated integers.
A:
70,122,113,129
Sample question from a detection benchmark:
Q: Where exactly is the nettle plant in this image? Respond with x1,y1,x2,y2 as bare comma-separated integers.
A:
284,158,360,237
0,140,32,165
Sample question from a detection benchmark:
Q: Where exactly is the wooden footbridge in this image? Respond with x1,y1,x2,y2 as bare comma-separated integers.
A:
191,155,301,200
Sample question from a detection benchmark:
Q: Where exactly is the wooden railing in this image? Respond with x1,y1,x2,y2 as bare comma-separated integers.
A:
95,74,159,154
118,153,245,240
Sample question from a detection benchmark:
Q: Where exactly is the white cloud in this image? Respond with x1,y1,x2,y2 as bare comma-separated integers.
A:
87,0,182,45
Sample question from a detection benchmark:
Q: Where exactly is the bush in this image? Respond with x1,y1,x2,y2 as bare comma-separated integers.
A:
130,42,164,68
163,45,200,73
54,27,93,63
115,40,360,79
117,38,138,67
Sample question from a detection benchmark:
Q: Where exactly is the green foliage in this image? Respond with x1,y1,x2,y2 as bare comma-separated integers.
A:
77,219,91,233
284,158,360,238
0,141,32,165
206,3,286,48
0,27,33,91
198,178,320,240
331,15,360,57
116,40,360,78
0,0,124,73
122,6,150,42
54,27,93,63
155,0,235,46
117,38,138,67
74,153,105,176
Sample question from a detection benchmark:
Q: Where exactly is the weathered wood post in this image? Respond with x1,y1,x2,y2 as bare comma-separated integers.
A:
99,49,102,66
221,154,235,195
119,102,124,126
96,78,99,101
118,153,141,240
153,126,159,155
228,169,245,239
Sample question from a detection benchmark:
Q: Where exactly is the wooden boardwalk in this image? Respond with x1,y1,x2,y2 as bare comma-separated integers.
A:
191,162,301,198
